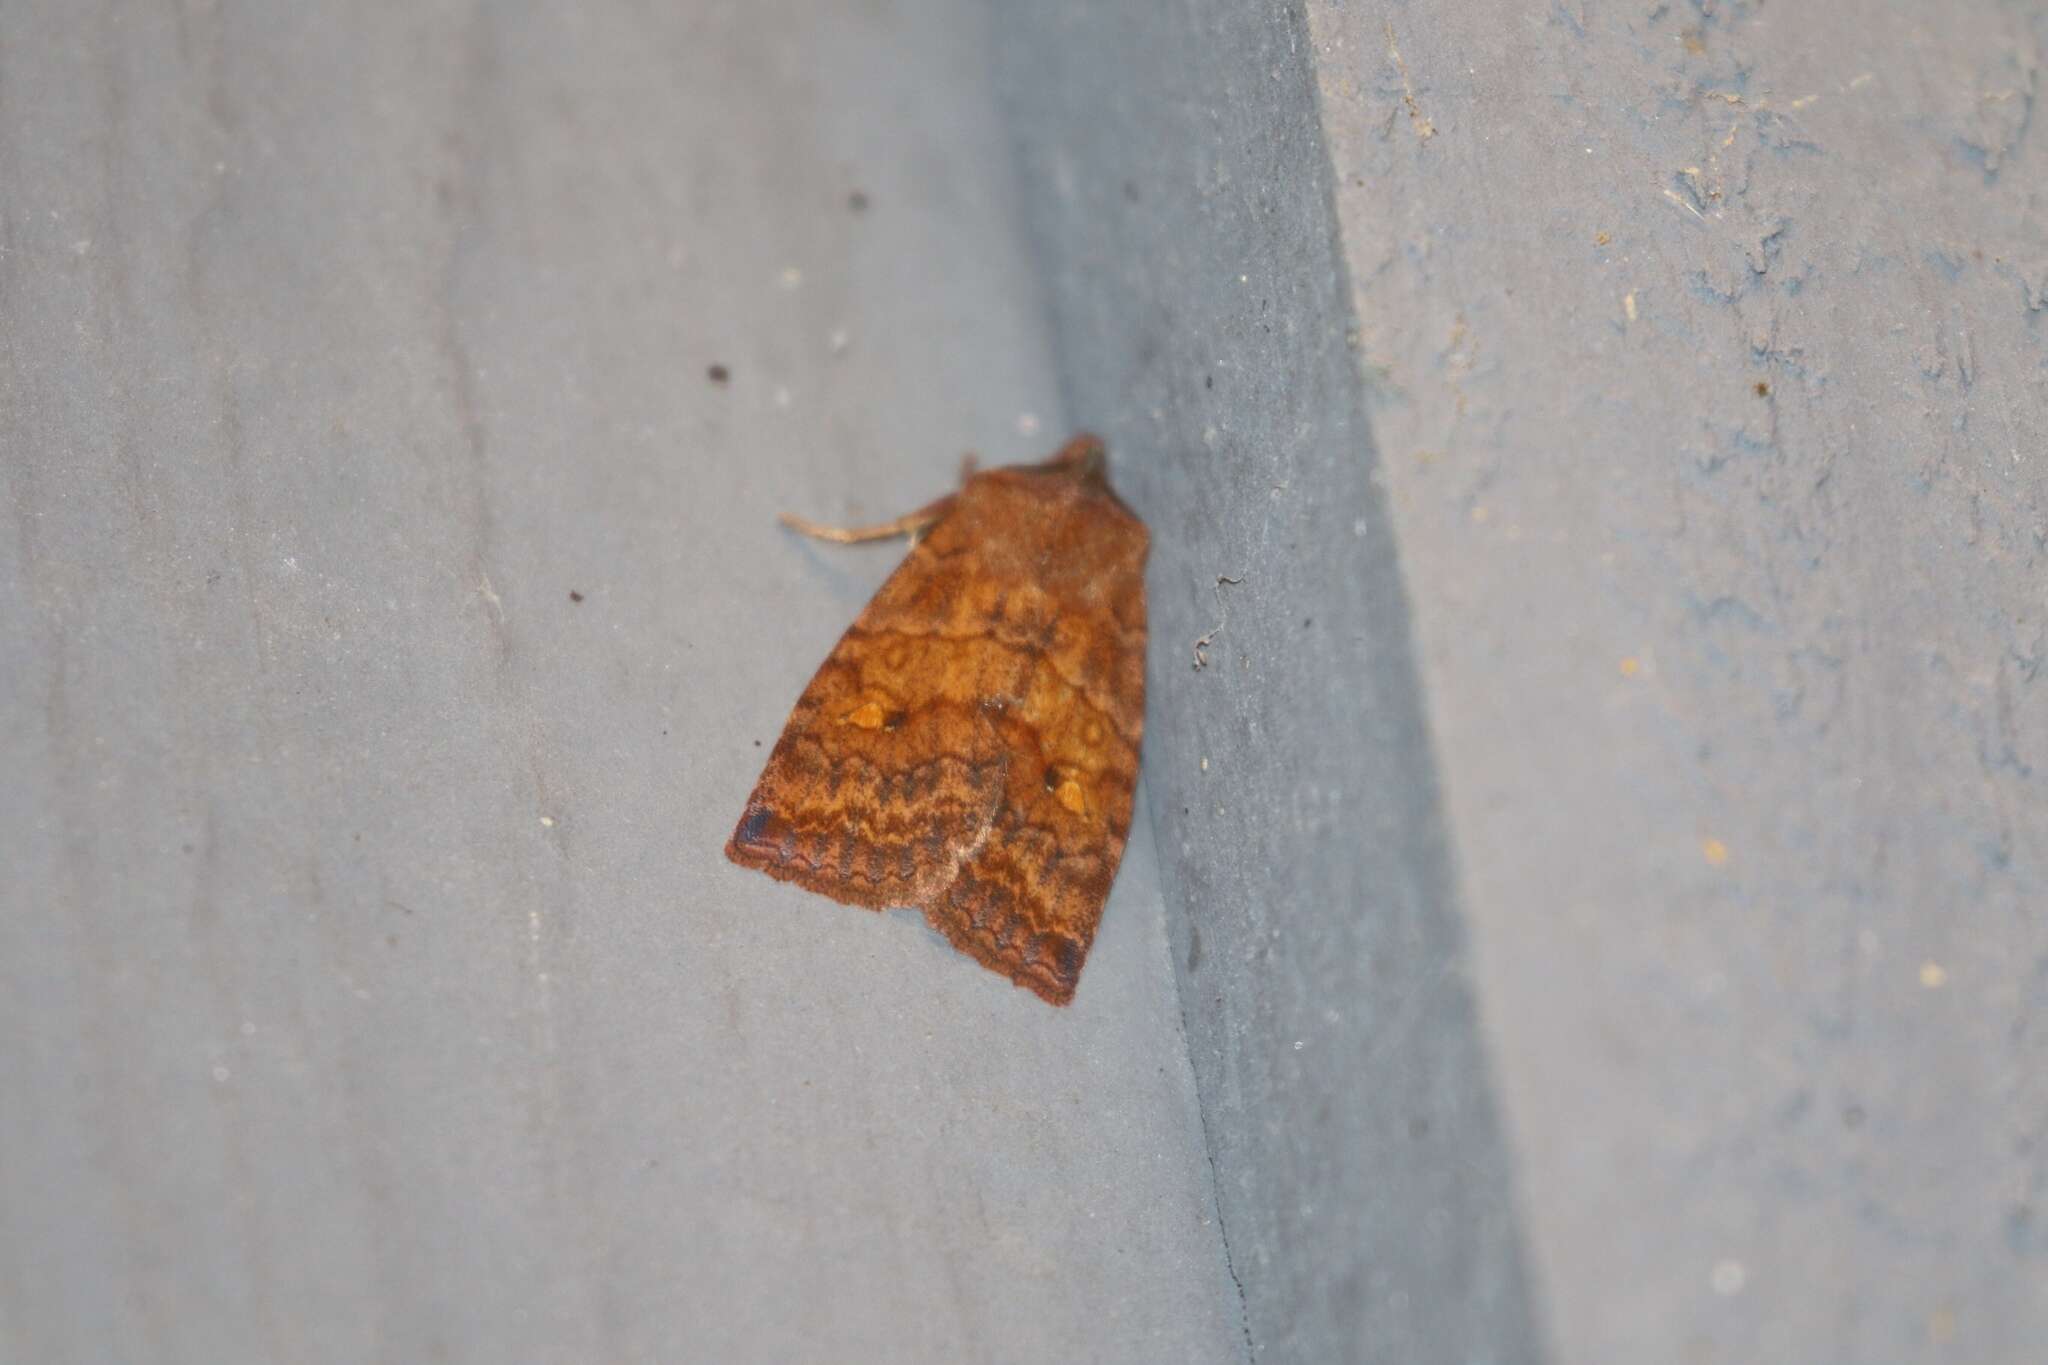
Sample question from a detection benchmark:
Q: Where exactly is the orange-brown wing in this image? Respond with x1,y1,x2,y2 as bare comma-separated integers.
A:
728,440,1147,1004
925,634,1146,1004
908,459,1148,1004
725,529,1024,910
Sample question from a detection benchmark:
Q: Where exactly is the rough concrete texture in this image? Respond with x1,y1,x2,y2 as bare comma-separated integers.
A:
990,4,1546,1363
8,1,2045,1363
983,2,1540,1365
1307,3,2048,1360
0,4,1242,1362
998,0,2047,1362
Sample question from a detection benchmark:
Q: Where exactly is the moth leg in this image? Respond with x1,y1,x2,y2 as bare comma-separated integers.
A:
778,492,956,545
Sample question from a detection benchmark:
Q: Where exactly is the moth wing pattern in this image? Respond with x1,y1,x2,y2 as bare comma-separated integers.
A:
724,554,1015,915
727,437,1148,1005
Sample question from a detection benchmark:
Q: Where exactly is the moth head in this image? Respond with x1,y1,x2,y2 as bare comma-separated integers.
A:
1046,433,1107,480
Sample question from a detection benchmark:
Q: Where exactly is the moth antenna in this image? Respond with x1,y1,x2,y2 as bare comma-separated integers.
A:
777,493,956,545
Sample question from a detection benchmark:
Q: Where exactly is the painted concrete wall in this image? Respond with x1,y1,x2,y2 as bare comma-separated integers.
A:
0,5,1240,1362
5,1,2042,1362
998,1,2047,1361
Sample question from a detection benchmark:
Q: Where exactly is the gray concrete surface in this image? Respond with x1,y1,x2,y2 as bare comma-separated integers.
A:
8,1,2046,1363
1309,4,2048,1360
995,10,1548,1365
990,5,1545,1363
0,4,1242,1362
998,1,2048,1363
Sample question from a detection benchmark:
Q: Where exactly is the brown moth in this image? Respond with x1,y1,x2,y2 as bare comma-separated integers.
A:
727,435,1148,1005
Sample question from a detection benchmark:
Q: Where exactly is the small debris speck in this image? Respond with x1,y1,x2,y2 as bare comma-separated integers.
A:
1619,656,1641,677
568,590,584,603
1710,1259,1746,1295
848,190,869,213
1701,837,1729,866
1755,380,1772,397
707,363,730,385
539,815,555,829
1918,960,1948,989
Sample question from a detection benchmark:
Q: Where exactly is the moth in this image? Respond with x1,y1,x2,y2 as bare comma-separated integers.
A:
727,435,1148,1005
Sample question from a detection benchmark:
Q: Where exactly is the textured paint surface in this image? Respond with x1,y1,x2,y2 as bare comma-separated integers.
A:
0,4,1243,1362
1306,3,2048,1360
10,0,2039,1359
994,0,2047,1362
989,5,1546,1362
730,437,1149,1005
